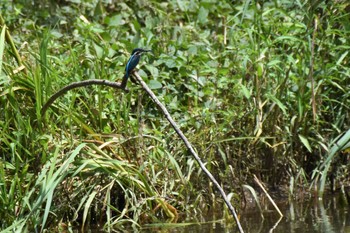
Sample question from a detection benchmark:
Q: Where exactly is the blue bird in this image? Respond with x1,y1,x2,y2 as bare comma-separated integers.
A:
121,48,152,88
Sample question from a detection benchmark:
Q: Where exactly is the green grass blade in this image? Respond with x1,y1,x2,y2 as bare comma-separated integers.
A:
242,184,264,219
82,190,97,228
318,129,350,196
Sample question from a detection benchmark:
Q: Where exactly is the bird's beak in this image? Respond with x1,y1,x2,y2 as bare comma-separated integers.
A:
145,49,153,54
140,49,153,56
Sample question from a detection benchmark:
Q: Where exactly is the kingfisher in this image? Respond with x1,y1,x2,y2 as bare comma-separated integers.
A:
121,48,152,88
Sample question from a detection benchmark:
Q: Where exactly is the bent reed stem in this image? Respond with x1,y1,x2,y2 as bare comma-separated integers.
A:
133,72,244,233
40,79,128,116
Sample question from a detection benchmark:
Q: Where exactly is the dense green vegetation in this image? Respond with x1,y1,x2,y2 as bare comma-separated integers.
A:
1,0,350,231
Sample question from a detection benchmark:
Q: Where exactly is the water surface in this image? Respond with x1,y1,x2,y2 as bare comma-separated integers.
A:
140,194,350,233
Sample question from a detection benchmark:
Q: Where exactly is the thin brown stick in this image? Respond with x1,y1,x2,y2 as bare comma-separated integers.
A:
223,16,227,45
133,72,244,233
253,174,283,217
41,79,128,116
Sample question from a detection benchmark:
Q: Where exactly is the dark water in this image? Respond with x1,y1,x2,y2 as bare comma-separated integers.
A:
139,195,350,233
77,194,349,232
239,196,350,233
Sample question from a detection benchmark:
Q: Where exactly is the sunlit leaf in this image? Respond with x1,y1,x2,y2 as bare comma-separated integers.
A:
107,14,124,26
165,59,177,68
145,64,159,78
239,83,251,99
148,80,162,89
298,134,312,153
198,7,209,24
265,93,287,115
93,42,103,58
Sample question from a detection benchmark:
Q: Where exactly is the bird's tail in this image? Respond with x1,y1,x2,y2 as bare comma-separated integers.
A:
121,73,129,88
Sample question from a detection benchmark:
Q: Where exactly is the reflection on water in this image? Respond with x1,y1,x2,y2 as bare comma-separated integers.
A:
139,194,350,233
76,194,349,232
240,195,350,233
